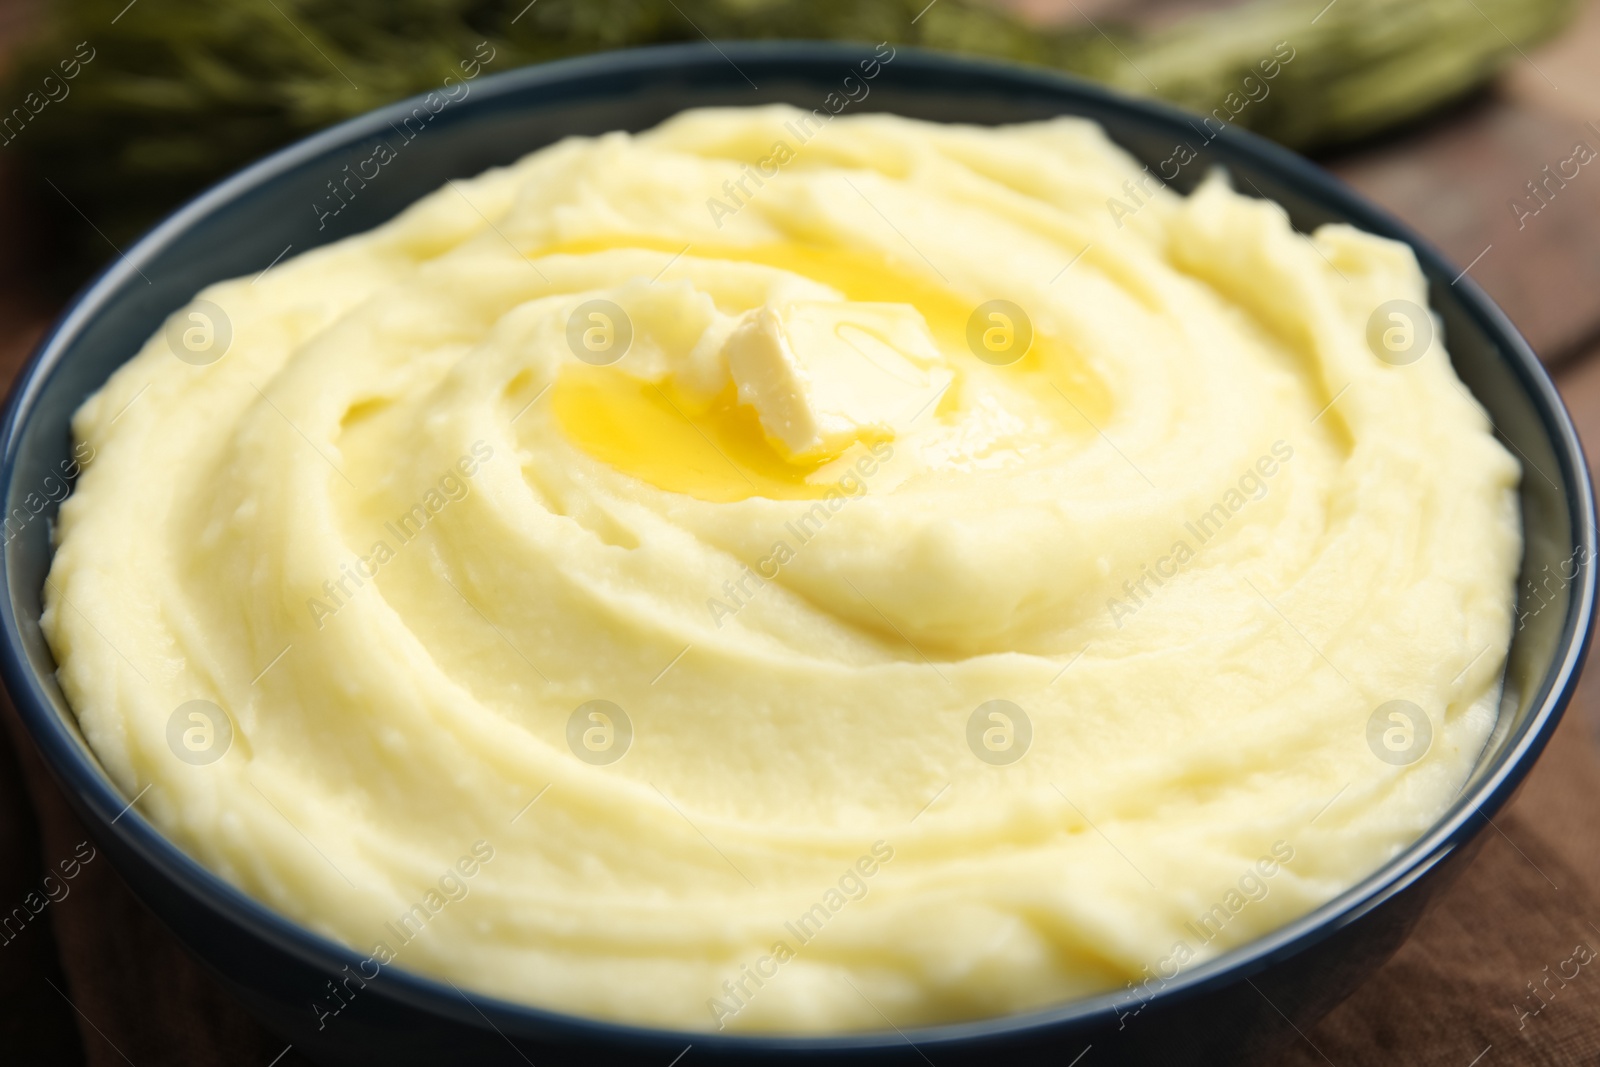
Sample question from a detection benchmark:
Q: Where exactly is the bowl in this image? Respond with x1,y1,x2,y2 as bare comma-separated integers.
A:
1,41,1593,1067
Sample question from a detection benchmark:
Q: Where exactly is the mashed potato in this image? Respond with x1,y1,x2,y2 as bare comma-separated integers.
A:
42,105,1520,1032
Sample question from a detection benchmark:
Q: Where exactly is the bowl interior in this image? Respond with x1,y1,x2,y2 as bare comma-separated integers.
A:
1,41,1592,1046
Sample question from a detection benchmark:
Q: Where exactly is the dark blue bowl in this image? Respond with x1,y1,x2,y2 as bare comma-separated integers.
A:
1,41,1593,1067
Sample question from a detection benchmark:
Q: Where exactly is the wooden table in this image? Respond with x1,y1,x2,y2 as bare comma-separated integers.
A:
3,4,1600,1065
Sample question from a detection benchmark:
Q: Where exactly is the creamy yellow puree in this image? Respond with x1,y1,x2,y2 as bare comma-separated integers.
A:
43,105,1521,1033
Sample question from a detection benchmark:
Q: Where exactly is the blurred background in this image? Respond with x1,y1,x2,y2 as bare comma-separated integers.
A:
2,1,1600,1064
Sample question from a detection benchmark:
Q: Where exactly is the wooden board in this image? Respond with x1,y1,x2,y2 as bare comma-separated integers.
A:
2,3,1600,1065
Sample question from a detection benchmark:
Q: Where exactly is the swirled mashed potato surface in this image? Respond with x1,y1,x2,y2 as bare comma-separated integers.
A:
43,106,1520,1032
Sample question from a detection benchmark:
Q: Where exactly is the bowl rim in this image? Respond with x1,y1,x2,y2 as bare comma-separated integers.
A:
1,38,1595,1053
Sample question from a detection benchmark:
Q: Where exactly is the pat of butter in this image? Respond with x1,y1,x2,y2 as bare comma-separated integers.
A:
724,301,952,461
